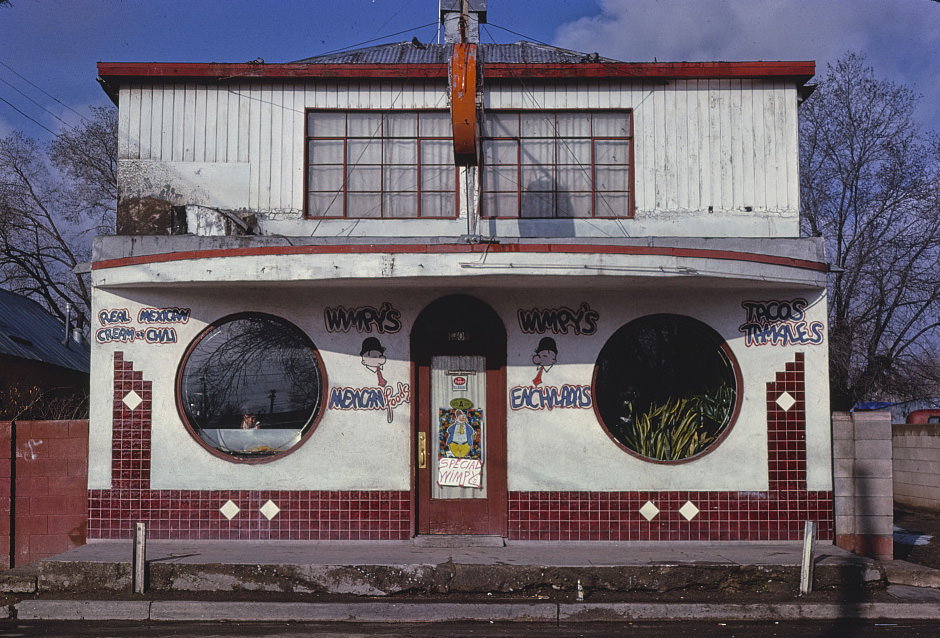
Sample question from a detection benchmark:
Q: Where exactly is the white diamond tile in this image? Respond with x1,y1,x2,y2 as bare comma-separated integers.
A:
679,501,700,521
639,500,660,521
219,500,240,520
260,500,281,521
776,391,796,412
123,390,142,411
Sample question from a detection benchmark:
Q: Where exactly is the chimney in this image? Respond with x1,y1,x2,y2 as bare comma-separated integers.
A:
440,0,487,44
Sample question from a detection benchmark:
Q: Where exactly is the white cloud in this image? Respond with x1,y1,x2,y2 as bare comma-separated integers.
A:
0,116,14,139
555,0,940,131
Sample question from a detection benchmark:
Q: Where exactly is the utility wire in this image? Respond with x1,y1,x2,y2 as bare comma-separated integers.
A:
485,22,556,48
0,60,90,123
0,94,57,136
0,77,72,128
367,1,412,45
312,22,438,58
479,23,631,230
0,59,97,138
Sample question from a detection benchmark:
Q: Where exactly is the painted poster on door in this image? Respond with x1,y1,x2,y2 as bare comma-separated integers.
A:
437,408,483,488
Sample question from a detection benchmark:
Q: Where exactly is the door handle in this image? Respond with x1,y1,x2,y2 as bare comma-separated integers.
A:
418,432,427,469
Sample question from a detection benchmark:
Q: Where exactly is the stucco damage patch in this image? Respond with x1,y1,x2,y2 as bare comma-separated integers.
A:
116,160,260,235
116,197,178,235
118,160,250,211
116,197,257,236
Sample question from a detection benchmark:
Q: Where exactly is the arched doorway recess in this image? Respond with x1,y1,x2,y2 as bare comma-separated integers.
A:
411,295,507,536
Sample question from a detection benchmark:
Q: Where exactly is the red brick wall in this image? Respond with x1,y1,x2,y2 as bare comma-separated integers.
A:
0,420,88,568
0,424,10,569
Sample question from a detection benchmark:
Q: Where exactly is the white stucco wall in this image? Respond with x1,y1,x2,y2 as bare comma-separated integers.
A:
88,282,831,493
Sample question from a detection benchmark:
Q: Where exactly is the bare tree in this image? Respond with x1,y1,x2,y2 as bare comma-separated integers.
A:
800,52,940,410
0,107,116,331
51,106,117,234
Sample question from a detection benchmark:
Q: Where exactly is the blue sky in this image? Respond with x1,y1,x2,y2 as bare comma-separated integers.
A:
1,0,939,140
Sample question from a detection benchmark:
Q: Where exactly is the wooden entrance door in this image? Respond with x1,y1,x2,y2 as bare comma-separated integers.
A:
412,295,506,536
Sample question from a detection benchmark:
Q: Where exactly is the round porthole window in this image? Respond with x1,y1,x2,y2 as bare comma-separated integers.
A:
593,314,740,463
176,313,326,463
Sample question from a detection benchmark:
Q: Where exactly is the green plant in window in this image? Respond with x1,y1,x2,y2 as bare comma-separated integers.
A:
619,382,733,461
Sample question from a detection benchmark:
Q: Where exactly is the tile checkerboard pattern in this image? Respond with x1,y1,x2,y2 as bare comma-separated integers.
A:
89,352,831,541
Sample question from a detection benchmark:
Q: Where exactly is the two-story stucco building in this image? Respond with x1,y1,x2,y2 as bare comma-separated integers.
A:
88,1,831,543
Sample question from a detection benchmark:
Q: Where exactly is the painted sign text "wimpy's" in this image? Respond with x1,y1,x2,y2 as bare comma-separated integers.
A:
324,302,401,334
517,302,599,335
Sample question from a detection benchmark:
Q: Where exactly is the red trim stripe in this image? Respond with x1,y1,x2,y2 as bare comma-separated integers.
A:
97,61,814,83
92,243,829,273
486,61,814,80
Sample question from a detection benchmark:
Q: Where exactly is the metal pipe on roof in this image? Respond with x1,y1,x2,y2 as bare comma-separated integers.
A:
63,302,71,347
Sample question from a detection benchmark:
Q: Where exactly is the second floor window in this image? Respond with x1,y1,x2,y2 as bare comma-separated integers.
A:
306,110,457,219
481,111,633,218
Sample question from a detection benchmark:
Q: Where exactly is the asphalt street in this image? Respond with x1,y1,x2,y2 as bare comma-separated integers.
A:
4,620,940,638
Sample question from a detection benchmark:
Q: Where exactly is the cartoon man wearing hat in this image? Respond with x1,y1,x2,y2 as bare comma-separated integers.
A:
360,336,388,387
532,336,557,386
444,409,475,458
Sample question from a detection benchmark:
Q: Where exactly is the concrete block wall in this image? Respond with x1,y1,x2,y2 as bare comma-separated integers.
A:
832,410,894,560
0,420,88,569
893,423,940,513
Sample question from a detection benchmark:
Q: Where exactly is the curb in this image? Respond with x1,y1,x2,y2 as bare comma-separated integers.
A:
884,561,940,589
27,558,888,597
15,600,151,621
11,600,940,623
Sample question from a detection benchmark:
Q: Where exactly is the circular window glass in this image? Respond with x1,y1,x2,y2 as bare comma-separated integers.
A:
593,314,739,463
177,313,326,462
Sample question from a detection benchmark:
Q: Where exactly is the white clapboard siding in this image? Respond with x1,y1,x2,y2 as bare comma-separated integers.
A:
486,78,798,214
118,77,798,214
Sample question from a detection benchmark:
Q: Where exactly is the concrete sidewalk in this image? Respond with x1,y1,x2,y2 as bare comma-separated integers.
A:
3,538,940,622
16,538,892,596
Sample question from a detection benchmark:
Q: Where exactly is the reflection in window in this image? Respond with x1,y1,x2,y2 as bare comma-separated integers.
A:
306,110,457,219
593,314,738,462
177,314,325,461
481,111,632,218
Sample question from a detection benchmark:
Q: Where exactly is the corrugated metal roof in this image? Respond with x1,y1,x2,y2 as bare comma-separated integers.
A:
293,41,621,65
480,42,617,64
0,289,90,373
295,42,451,65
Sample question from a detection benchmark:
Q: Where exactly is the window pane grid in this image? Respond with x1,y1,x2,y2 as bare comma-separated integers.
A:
306,111,456,219
481,111,632,219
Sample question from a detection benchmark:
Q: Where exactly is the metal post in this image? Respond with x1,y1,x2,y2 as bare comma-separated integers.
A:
800,520,817,595
63,302,71,346
133,522,147,594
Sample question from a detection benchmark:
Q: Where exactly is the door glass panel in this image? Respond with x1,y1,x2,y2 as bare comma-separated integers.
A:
431,355,486,499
